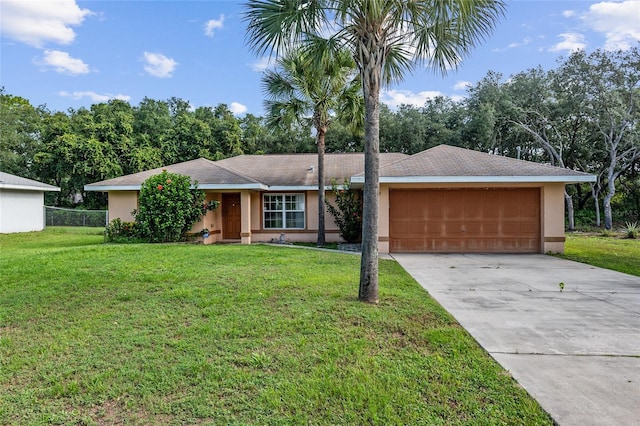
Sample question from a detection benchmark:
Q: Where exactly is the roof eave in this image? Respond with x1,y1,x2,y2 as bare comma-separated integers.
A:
350,175,597,184
267,185,318,191
0,184,61,192
85,183,269,192
198,183,269,190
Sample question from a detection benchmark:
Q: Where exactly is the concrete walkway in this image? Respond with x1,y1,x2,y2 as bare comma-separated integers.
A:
392,253,640,426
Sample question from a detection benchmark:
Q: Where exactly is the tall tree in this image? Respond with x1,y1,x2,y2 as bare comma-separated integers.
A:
565,48,640,230
212,104,245,157
245,0,505,303
0,90,44,178
501,67,590,230
262,47,363,246
133,97,172,170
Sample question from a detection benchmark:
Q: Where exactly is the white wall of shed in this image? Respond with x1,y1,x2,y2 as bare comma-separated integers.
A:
0,189,45,233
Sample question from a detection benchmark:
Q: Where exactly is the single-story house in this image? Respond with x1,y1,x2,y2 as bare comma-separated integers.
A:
85,144,595,254
0,172,61,233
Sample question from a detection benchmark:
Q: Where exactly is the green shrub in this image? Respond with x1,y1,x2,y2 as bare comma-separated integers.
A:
133,171,211,243
623,221,639,239
104,218,140,242
325,179,362,243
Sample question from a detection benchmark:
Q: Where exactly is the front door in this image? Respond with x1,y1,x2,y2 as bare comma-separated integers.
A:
222,193,241,239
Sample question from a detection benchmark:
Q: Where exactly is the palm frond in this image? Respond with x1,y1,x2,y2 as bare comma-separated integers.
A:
244,0,329,57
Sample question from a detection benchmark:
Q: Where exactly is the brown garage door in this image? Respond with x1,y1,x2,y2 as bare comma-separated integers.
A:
390,188,541,253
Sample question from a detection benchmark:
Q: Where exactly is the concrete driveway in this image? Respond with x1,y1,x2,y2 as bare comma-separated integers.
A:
392,253,640,426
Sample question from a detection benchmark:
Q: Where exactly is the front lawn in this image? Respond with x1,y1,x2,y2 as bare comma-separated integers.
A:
561,233,640,277
0,228,551,425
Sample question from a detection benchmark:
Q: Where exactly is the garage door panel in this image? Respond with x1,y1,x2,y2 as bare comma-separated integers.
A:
428,206,445,219
390,188,541,253
520,222,539,234
406,223,441,236
501,222,524,236
482,204,501,219
503,204,520,217
520,208,539,220
465,204,483,220
445,206,464,220
461,222,482,236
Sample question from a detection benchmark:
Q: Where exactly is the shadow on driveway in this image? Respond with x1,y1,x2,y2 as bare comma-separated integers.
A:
393,253,640,426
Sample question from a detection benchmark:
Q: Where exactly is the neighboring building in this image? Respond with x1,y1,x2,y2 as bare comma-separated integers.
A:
0,172,61,233
85,145,595,254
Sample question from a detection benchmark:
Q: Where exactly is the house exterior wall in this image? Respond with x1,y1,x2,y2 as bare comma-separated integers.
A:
240,191,252,244
108,191,137,222
103,181,568,253
250,192,261,231
542,183,566,254
198,192,222,244
306,191,340,232
0,189,45,233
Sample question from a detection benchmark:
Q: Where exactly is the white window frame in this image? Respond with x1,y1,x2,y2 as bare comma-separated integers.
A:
263,193,305,230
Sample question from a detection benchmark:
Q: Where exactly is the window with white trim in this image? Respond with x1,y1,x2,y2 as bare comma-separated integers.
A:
263,193,305,229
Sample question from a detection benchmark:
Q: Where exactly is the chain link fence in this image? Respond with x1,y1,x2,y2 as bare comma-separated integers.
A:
44,206,108,228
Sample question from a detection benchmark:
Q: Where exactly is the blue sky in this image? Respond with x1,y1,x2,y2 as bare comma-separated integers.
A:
1,0,639,115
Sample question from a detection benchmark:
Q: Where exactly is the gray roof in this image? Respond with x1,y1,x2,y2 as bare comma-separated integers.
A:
352,145,595,184
85,158,265,191
85,153,408,191
0,172,60,192
85,145,596,191
217,153,408,187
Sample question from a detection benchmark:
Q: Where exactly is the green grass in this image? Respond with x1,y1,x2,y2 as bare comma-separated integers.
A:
1,228,552,425
560,233,640,277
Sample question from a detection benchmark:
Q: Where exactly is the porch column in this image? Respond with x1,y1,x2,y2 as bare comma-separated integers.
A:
240,190,252,245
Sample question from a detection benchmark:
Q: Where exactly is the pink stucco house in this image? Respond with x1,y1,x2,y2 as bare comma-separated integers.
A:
85,145,594,254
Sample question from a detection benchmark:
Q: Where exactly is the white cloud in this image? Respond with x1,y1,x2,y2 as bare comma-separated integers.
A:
491,37,532,52
204,15,225,37
549,33,587,53
37,50,89,75
143,52,178,78
562,10,576,18
251,56,276,72
508,37,532,49
583,0,640,50
453,81,471,91
58,91,130,103
0,0,92,48
229,102,248,115
381,89,445,109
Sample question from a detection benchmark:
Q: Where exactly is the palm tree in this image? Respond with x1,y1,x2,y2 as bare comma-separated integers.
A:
245,0,506,303
262,47,363,246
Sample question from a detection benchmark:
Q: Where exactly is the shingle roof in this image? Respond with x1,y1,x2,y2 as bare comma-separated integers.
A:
0,172,60,191
351,145,594,184
217,153,408,187
85,146,596,191
85,158,266,190
85,153,408,190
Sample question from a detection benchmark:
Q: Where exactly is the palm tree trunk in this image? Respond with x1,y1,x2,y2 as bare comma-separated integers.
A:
359,58,381,304
317,128,326,246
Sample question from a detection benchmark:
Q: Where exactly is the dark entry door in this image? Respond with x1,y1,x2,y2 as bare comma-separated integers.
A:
222,193,241,239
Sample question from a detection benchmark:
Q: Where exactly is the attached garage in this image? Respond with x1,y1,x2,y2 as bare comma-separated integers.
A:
390,188,541,253
351,145,596,254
